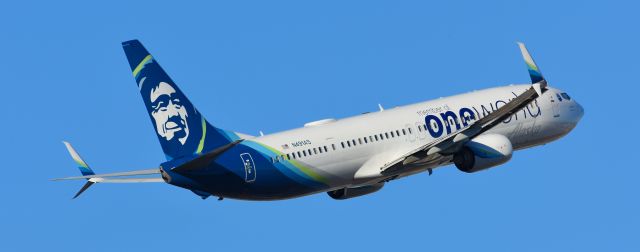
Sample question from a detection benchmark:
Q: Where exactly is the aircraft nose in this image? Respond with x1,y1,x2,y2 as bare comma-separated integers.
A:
575,101,584,121
569,100,584,124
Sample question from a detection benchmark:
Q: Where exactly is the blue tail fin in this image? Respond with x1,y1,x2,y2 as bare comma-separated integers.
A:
121,40,240,160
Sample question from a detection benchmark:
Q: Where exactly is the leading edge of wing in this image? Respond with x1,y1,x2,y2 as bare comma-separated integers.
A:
88,177,164,183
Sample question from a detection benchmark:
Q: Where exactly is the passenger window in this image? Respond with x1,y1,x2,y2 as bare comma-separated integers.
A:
303,150,307,157
313,148,318,154
364,137,368,144
286,154,291,160
396,130,400,136
385,132,389,139
408,128,412,134
390,131,395,138
292,152,296,159
347,141,351,147
318,147,323,154
374,135,379,141
331,144,335,151
418,125,422,132
341,142,345,148
352,139,356,146
402,129,406,135
358,138,363,144
298,151,302,157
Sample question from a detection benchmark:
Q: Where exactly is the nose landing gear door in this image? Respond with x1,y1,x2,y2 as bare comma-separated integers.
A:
240,153,256,183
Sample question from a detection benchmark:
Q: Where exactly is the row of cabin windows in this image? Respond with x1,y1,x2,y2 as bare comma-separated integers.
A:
340,126,415,149
274,122,456,163
273,144,339,163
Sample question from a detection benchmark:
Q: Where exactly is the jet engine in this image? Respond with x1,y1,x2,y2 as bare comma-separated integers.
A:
327,183,384,200
453,133,513,173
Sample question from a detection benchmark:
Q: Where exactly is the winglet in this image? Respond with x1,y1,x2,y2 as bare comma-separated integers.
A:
63,141,95,176
517,42,547,89
72,181,95,199
63,141,96,199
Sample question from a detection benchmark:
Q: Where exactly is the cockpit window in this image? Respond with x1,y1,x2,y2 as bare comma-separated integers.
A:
556,93,563,102
561,93,571,100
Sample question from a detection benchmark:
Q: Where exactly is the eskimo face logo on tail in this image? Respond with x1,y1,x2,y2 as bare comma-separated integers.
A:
149,81,190,145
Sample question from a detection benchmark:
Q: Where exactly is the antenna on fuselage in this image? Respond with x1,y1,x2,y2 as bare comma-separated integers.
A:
259,131,264,136
378,104,384,111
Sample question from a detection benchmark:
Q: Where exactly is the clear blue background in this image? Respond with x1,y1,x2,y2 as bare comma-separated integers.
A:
1,1,637,251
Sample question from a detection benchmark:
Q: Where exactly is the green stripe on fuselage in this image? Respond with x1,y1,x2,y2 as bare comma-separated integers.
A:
252,141,329,185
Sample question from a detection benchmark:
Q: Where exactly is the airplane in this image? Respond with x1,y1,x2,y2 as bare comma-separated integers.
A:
53,40,584,201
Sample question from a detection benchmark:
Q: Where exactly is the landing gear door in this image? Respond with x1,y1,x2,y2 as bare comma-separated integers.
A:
240,153,256,183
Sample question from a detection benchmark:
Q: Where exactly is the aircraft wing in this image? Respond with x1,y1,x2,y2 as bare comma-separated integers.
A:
51,168,161,181
87,177,164,183
370,43,548,178
53,141,164,199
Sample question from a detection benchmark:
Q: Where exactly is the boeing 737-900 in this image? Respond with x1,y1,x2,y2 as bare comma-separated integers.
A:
53,40,584,200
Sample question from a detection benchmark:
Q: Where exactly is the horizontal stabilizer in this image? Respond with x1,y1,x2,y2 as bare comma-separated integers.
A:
172,140,243,173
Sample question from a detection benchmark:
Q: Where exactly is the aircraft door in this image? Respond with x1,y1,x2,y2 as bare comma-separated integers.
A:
405,123,416,142
548,93,560,118
415,122,427,140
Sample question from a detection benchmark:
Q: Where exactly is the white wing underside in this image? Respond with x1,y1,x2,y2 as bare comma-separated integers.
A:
88,177,164,183
52,168,162,183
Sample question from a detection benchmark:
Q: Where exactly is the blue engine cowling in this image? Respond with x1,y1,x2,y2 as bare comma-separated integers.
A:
453,134,513,173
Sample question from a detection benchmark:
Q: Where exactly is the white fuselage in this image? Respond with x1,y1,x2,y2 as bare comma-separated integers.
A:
248,84,583,190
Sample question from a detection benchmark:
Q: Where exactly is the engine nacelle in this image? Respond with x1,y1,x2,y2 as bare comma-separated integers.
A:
327,183,384,200
453,133,513,173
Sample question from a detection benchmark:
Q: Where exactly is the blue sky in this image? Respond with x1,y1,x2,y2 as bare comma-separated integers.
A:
1,0,637,251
